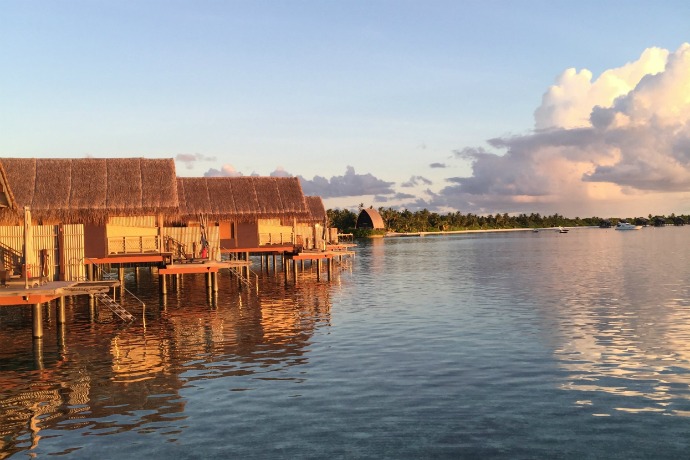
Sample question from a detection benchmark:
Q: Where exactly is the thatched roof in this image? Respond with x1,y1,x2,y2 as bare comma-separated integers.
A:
356,208,385,229
0,161,17,210
305,196,326,222
176,176,311,222
0,158,178,224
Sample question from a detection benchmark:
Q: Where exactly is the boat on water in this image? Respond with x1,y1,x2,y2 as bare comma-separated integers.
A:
557,226,569,233
615,221,642,231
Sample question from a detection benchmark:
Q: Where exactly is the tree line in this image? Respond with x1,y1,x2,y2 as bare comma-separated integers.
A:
327,207,690,234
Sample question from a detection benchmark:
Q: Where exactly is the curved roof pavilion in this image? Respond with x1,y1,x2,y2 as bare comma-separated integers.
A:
356,208,385,229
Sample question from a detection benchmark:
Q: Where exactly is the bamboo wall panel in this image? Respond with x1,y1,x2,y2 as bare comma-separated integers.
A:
63,224,85,281
163,226,220,261
293,224,313,248
109,216,156,227
106,225,158,237
0,225,59,280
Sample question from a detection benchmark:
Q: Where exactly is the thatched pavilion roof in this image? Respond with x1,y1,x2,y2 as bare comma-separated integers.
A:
176,176,311,222
356,208,385,229
0,158,178,224
305,196,327,222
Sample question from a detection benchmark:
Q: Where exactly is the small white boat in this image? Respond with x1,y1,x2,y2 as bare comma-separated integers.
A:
615,221,642,231
557,226,569,233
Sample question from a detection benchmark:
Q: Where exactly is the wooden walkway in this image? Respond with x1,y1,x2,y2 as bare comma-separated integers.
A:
0,280,119,306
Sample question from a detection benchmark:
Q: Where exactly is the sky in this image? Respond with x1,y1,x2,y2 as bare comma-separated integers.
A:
2,1,690,218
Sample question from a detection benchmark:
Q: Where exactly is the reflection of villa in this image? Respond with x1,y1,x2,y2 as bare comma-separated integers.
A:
0,157,353,337
0,273,333,458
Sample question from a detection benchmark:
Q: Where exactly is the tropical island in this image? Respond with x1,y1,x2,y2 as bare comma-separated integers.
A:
327,206,688,238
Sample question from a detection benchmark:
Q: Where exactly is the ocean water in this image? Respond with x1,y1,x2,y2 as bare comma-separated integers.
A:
2,227,690,459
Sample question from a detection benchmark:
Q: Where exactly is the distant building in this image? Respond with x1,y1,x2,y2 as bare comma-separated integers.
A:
356,208,385,230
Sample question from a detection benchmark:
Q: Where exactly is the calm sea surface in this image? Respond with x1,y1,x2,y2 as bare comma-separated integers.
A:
3,227,690,459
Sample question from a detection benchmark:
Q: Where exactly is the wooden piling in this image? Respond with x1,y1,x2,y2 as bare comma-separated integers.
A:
57,296,66,324
32,303,43,338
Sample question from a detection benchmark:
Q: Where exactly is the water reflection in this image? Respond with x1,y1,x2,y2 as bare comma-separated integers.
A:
479,228,690,416
0,268,336,457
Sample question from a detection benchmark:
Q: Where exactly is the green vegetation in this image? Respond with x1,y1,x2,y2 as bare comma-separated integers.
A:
327,207,690,236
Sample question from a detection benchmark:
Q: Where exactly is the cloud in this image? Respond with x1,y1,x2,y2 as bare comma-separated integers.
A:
176,153,218,170
203,164,243,177
373,192,416,203
299,166,396,198
270,166,292,177
401,175,433,187
436,43,690,216
429,162,447,168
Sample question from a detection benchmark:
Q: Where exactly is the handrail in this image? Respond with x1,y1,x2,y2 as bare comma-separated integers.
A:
84,257,146,309
163,235,188,260
106,235,159,254
258,232,293,246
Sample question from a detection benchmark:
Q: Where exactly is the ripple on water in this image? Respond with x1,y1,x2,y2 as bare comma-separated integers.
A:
3,230,690,457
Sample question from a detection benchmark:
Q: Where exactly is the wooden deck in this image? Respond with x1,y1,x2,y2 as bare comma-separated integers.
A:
285,249,355,261
0,280,119,306
158,259,250,275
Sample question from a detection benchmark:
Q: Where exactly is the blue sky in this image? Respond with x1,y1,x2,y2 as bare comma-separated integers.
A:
3,1,690,217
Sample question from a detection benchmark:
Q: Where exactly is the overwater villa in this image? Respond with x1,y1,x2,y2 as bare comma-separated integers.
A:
0,157,352,336
175,176,316,255
0,157,180,282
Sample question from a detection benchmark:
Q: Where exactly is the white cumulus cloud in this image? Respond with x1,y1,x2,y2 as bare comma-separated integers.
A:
439,43,690,217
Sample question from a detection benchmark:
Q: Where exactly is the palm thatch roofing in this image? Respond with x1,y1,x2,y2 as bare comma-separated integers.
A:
305,196,327,222
356,208,385,229
0,161,17,210
0,158,178,224
176,176,311,222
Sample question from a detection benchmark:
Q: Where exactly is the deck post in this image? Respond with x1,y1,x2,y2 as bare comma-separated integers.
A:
292,259,297,284
32,303,44,338
57,296,66,324
327,257,332,281
316,258,321,281
160,273,167,295
118,267,125,285
213,272,219,293
89,294,95,321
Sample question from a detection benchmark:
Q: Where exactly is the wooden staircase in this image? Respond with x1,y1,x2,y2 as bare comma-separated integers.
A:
228,266,253,288
94,292,134,322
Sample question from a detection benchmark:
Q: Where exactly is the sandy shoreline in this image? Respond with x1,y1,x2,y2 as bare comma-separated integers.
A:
384,226,598,237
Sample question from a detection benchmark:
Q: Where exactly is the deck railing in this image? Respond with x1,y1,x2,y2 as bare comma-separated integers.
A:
107,236,160,254
258,232,293,246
